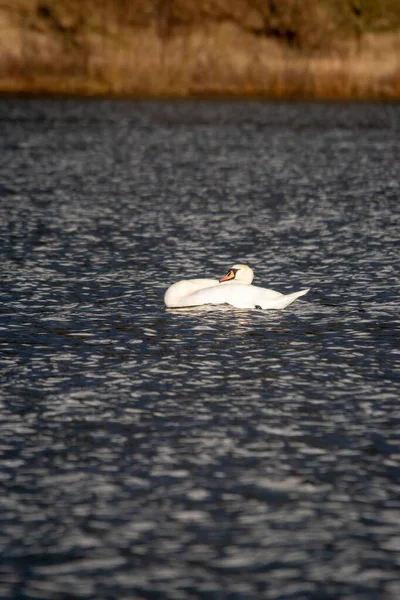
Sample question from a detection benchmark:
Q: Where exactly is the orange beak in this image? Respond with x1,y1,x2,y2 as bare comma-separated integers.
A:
219,270,235,283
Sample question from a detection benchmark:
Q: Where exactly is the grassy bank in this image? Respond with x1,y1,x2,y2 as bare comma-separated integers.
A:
1,0,400,98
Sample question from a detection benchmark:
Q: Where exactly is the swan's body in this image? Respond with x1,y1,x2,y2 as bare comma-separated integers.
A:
164,264,309,310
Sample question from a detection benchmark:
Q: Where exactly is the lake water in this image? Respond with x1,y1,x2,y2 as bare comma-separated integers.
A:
0,98,399,600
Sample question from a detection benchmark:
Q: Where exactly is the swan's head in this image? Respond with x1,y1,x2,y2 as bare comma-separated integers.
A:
219,264,254,285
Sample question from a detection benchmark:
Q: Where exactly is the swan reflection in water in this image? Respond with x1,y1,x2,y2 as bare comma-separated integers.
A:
165,264,309,310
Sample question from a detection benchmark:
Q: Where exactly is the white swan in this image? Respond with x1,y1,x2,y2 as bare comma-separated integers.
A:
164,264,309,310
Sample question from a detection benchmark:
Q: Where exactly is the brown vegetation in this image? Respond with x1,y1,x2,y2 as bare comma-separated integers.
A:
0,0,400,98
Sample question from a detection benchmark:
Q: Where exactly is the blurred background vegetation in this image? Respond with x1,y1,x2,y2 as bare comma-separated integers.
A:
1,0,400,97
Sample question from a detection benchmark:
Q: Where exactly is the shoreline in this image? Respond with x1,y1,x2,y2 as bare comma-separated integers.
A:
1,1,400,100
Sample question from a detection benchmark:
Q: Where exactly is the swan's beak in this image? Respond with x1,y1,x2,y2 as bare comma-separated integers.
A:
219,269,235,282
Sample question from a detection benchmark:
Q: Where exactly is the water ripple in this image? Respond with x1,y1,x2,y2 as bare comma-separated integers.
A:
0,98,399,600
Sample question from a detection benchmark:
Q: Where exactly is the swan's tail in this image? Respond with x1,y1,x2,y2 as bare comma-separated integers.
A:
279,288,309,309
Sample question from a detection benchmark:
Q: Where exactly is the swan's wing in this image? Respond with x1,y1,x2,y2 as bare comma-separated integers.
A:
185,284,235,307
187,284,265,309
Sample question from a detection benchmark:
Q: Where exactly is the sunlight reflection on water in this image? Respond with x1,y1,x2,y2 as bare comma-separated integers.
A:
0,98,399,599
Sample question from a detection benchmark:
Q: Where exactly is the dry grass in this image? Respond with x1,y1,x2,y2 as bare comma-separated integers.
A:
0,0,400,98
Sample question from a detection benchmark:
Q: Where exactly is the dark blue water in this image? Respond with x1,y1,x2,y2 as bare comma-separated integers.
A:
0,98,399,600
